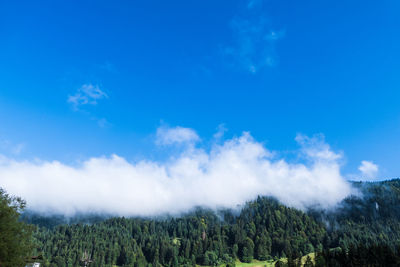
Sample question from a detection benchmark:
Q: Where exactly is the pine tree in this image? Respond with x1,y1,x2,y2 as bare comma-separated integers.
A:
240,237,254,263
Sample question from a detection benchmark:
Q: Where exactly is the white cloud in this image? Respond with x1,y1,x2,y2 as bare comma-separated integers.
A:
0,139,25,155
11,143,25,155
156,126,200,146
358,160,379,180
0,130,354,216
295,134,342,162
224,1,285,74
68,84,108,110
213,124,228,140
97,118,110,128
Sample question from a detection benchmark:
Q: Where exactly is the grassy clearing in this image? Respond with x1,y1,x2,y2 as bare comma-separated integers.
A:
200,252,316,267
298,252,315,265
233,258,276,267
233,252,315,267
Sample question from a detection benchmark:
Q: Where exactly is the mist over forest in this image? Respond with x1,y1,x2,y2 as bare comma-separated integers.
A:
0,131,354,217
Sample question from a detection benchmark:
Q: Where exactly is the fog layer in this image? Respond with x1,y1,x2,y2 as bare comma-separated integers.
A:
0,129,354,216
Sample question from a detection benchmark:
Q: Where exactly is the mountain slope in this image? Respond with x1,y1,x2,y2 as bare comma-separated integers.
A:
27,179,400,266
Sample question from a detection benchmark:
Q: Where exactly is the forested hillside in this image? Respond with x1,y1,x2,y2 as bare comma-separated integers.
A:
31,197,325,266
26,179,400,266
322,179,400,249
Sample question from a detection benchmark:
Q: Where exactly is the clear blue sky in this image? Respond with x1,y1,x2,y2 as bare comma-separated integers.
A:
1,0,399,177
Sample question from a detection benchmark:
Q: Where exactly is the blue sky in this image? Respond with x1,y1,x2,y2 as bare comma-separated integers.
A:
1,0,400,179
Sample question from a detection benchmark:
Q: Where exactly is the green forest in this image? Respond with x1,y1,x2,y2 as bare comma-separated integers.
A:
3,179,400,266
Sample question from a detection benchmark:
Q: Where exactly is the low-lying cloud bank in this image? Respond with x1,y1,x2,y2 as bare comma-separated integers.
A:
0,128,355,216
